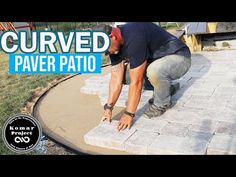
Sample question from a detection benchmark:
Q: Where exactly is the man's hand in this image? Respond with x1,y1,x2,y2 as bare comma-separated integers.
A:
117,114,133,131
101,109,112,122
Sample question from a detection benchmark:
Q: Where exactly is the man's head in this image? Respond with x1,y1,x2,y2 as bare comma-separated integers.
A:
93,24,123,55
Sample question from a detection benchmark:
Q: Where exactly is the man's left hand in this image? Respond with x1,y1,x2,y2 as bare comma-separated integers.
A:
117,114,133,131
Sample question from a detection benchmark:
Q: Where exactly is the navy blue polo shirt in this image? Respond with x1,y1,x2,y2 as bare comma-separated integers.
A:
109,22,191,69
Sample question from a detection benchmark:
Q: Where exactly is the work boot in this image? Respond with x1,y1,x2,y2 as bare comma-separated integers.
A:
148,98,154,104
144,102,172,118
170,82,180,96
148,83,180,105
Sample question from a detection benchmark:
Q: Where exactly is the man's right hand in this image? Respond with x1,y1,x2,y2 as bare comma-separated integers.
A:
101,109,112,122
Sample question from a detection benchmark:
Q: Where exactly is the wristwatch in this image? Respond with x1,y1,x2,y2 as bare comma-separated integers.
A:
104,103,113,111
124,110,135,118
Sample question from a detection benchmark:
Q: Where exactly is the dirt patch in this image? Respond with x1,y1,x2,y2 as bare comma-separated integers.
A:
45,139,75,155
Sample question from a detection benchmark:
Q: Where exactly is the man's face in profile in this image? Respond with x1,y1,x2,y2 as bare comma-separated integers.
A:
105,35,121,55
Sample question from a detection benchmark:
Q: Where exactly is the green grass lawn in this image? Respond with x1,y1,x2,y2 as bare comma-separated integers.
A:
0,50,110,154
0,52,67,154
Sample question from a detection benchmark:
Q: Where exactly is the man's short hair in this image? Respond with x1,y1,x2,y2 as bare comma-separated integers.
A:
92,24,112,35
92,24,112,55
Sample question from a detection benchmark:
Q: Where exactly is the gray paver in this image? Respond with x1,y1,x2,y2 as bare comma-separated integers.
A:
132,118,168,133
159,122,190,136
125,131,158,154
147,134,209,154
188,120,218,134
207,135,236,154
186,131,213,142
84,120,136,150
215,121,236,136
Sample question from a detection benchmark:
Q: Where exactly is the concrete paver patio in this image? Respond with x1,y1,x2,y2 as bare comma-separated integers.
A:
83,50,236,154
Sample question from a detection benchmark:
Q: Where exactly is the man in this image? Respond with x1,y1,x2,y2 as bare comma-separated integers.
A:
95,22,191,131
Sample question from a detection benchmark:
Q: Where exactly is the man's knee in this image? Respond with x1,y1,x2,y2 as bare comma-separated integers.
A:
146,64,163,85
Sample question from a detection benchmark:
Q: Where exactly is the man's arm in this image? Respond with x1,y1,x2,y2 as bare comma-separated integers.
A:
107,60,125,106
117,60,147,131
126,60,147,113
101,60,125,122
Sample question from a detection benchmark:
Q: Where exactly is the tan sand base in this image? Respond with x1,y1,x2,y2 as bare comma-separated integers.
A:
34,66,130,154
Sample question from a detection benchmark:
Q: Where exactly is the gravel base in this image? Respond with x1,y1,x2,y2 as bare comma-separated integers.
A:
45,139,75,155
36,135,75,155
